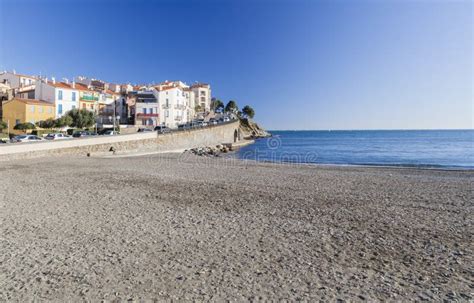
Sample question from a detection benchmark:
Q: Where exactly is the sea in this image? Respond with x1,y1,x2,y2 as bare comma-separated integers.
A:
237,130,474,169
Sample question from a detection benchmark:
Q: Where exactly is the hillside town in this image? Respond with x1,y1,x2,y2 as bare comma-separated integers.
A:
0,70,242,137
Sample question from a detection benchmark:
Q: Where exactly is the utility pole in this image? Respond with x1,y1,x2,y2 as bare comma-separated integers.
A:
113,99,116,133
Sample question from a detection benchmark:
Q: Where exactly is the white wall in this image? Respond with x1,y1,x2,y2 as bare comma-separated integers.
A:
35,81,78,118
0,72,20,88
56,88,78,117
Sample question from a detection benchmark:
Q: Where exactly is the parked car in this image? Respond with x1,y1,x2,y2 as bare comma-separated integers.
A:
222,117,230,122
138,128,153,132
154,125,171,134
208,119,218,125
10,135,43,143
45,133,71,140
101,130,119,136
72,131,96,138
177,123,190,130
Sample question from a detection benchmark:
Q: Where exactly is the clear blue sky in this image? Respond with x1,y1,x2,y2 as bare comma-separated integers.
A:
0,0,472,130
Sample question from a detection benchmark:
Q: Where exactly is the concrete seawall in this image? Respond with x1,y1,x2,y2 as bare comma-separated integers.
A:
0,121,241,161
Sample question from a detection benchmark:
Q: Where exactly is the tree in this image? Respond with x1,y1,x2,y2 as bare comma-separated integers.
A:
66,108,96,129
225,100,238,113
211,98,224,113
0,120,7,131
37,118,56,129
54,115,73,128
14,122,36,133
242,105,255,119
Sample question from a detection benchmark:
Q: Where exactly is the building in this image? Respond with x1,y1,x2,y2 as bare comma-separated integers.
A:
2,98,55,134
35,78,79,118
129,90,160,127
190,83,212,113
152,84,189,128
0,83,12,119
76,76,105,91
0,71,37,99
75,83,100,112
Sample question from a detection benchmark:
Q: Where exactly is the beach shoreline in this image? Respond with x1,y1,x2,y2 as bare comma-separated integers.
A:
1,154,472,301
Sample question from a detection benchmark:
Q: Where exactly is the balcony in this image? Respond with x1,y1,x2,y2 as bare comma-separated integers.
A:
162,104,170,109
137,113,159,118
174,116,183,121
174,104,185,110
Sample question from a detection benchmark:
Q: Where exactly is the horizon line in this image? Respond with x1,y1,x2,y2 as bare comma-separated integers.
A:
267,128,474,132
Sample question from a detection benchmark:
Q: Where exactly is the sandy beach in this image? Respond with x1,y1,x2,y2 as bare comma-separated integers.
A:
0,153,472,301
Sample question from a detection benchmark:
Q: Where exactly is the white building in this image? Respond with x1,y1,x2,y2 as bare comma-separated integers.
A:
0,71,37,99
35,78,79,118
190,83,212,113
141,80,212,128
151,81,192,128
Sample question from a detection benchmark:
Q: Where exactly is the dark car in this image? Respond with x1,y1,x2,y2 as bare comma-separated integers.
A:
72,131,96,138
138,128,153,132
154,125,171,134
177,123,191,130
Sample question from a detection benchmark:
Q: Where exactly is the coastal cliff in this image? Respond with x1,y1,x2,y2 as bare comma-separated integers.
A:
239,118,271,139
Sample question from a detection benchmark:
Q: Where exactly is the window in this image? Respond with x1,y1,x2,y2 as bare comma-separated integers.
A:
149,108,153,114
82,103,86,109
166,99,169,106
166,110,169,117
143,108,147,114
39,107,44,113
28,79,32,85
58,104,63,114
30,105,35,113
177,91,179,96
15,119,20,125
58,90,63,100
72,92,76,101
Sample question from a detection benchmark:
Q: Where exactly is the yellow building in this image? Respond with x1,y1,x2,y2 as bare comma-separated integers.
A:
2,98,55,134
76,83,99,112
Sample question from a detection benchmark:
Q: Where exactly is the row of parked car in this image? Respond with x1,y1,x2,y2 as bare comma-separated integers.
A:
137,116,233,134
6,129,119,143
4,116,235,143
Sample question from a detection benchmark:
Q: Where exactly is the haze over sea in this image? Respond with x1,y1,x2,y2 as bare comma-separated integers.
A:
237,130,474,169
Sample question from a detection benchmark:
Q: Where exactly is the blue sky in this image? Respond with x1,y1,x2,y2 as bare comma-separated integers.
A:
0,0,472,130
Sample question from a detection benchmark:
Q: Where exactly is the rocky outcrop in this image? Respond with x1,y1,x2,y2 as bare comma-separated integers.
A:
239,118,271,139
184,144,231,157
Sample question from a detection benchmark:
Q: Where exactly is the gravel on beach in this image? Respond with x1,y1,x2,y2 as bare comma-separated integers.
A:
0,153,472,301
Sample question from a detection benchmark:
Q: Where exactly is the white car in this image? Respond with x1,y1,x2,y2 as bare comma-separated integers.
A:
45,133,71,140
10,135,43,143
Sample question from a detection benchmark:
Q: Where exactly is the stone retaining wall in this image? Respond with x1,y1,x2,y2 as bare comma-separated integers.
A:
0,121,240,161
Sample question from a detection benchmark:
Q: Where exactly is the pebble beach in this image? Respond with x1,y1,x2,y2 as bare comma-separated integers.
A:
0,153,472,301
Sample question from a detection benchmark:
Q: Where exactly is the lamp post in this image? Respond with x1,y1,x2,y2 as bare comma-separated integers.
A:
113,99,116,133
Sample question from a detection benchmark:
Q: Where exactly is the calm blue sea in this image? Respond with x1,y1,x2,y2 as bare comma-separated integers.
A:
237,130,474,169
